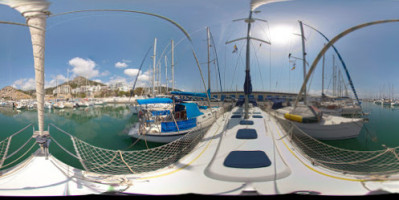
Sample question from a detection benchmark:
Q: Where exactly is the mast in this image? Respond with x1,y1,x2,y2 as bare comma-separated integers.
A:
171,40,175,92
299,21,307,104
225,5,270,119
152,38,157,97
1,0,49,136
322,49,325,97
158,58,161,94
333,54,336,97
165,56,168,94
243,10,253,119
207,27,211,96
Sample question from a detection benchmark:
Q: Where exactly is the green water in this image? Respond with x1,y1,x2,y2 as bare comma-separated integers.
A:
323,101,399,151
1,101,398,170
0,104,160,170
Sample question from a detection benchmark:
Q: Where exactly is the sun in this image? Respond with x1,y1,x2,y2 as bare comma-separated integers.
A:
268,25,297,46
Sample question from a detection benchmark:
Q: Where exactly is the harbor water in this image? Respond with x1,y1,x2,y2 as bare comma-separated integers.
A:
0,101,397,170
0,104,161,170
323,101,399,151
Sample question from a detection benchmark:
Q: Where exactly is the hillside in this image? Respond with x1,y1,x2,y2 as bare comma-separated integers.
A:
43,76,105,95
0,86,33,100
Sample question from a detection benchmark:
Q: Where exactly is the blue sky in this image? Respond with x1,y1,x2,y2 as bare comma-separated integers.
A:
1,0,399,98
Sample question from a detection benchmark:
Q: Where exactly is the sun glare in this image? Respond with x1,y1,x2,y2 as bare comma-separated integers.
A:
268,25,297,46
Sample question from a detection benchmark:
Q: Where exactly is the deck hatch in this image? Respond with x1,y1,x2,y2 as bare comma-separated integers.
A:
223,151,271,168
239,120,254,125
236,128,257,139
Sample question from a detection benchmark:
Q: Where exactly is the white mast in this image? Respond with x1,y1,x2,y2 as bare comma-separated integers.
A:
207,27,211,95
322,49,325,97
333,54,336,97
299,20,307,104
0,0,50,136
158,57,161,95
165,55,168,93
171,40,175,91
152,38,157,97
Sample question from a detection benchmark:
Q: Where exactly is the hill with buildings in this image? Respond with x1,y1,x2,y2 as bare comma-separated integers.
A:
0,86,33,100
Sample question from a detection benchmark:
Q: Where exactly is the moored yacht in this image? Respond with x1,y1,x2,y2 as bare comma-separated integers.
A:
128,97,221,143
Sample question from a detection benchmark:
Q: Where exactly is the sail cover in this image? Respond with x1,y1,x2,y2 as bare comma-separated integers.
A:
137,98,173,105
170,91,208,98
244,70,252,95
250,0,292,11
0,0,49,135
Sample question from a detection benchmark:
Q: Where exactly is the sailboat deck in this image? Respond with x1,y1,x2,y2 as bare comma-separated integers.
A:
1,106,398,196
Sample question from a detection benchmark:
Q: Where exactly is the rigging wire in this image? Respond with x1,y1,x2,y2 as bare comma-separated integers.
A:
250,40,266,91
209,30,223,93
229,43,245,92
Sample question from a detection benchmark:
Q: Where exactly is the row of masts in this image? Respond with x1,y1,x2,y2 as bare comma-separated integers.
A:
150,27,213,97
297,21,349,102
151,38,175,97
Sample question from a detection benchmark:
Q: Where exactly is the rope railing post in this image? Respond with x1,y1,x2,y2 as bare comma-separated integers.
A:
71,136,89,172
32,124,50,159
0,138,11,169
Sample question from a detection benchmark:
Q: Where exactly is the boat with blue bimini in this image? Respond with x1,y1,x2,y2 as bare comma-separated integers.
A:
128,96,222,143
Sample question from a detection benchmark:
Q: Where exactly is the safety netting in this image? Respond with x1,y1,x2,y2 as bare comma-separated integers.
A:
0,124,38,171
47,106,227,175
271,111,399,176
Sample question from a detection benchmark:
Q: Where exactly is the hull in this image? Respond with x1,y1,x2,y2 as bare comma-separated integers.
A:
128,107,220,143
129,127,190,143
293,119,362,140
274,107,364,140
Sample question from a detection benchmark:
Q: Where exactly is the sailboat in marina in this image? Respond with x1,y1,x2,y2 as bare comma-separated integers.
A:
271,20,365,140
128,95,218,143
128,29,223,143
2,0,399,197
315,54,362,117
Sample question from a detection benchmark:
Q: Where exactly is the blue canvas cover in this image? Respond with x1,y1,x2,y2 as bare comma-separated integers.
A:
136,98,172,105
161,118,197,132
151,110,171,116
180,103,203,119
170,91,208,98
199,106,208,110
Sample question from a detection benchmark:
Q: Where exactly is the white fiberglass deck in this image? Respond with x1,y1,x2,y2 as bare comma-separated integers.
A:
1,106,398,196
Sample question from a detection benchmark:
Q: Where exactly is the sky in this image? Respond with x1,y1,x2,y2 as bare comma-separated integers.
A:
1,0,399,99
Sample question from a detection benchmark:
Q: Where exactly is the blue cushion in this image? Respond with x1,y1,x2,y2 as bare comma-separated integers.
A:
236,129,257,139
252,115,263,118
240,120,254,125
224,151,271,168
231,115,242,118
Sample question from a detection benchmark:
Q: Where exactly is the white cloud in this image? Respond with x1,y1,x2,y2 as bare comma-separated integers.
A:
138,70,151,82
12,78,36,90
68,57,99,79
93,79,102,83
106,76,129,86
115,62,128,68
124,68,139,77
46,74,68,88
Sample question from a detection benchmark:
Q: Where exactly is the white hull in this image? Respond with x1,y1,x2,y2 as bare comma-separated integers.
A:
53,103,65,109
128,123,191,143
274,107,364,140
129,107,222,143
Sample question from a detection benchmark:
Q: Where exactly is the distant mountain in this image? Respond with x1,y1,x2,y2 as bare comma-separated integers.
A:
43,76,106,95
66,76,106,88
0,86,33,100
